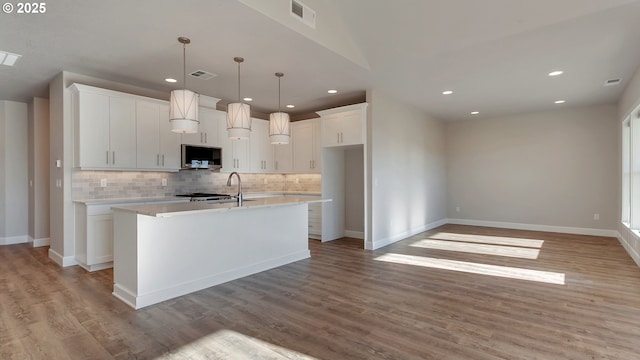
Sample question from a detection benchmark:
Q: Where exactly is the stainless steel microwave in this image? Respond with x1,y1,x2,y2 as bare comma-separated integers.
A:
181,144,222,170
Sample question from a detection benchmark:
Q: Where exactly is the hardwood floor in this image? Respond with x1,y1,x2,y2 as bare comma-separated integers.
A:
2,224,640,359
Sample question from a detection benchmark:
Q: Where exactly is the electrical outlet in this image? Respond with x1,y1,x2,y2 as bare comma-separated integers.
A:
594,213,600,220
100,178,107,187
161,178,168,187
456,206,460,213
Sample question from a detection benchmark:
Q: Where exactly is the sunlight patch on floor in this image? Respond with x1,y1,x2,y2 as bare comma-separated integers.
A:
427,232,545,248
166,329,318,359
374,253,565,285
410,239,541,259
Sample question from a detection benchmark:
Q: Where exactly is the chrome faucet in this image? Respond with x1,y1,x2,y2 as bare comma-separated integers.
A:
226,171,243,206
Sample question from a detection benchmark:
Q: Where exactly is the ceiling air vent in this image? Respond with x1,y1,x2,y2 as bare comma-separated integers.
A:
604,78,621,87
291,0,316,29
189,70,217,80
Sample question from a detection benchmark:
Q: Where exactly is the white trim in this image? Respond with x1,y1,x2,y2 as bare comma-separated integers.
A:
0,235,28,245
368,218,448,250
616,230,640,267
344,230,364,239
78,261,113,272
48,248,79,267
28,236,51,247
446,218,618,238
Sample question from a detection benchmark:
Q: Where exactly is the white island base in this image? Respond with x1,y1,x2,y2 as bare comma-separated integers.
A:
112,200,312,309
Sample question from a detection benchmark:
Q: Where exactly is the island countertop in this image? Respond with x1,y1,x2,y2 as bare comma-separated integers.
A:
112,196,329,218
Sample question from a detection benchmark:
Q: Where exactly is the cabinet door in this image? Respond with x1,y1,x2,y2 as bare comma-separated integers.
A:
311,120,322,173
219,117,251,172
274,141,293,173
136,101,161,169
250,120,273,172
158,104,181,170
87,214,113,265
321,114,342,147
109,96,137,168
292,121,314,172
340,110,365,146
77,91,110,168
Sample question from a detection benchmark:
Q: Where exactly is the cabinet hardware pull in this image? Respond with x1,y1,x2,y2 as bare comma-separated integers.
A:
113,151,115,164
204,133,207,143
200,133,203,143
162,154,165,166
337,133,340,143
275,161,278,170
106,151,109,165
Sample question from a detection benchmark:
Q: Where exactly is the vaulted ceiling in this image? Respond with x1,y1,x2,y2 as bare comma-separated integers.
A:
1,0,640,120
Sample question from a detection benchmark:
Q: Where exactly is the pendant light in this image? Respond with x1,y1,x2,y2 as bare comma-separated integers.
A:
169,37,200,133
269,72,290,144
227,57,251,140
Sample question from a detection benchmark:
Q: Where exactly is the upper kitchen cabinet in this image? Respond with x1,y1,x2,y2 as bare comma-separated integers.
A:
250,119,274,173
219,115,250,172
274,140,293,173
317,103,368,147
70,84,137,169
180,97,222,147
136,101,180,171
292,119,321,173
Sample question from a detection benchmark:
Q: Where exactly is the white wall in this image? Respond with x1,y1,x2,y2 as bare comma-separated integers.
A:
618,64,640,265
0,100,28,244
28,97,50,246
344,147,364,234
367,90,447,250
446,104,618,234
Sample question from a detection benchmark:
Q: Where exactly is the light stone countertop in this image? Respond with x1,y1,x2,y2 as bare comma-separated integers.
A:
112,196,329,218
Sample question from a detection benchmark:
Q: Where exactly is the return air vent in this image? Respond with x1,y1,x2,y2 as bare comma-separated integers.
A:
604,78,621,87
189,70,217,80
291,0,316,29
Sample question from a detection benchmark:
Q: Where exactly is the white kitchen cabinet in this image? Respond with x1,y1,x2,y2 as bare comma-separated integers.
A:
318,103,368,147
136,101,181,171
292,119,321,173
250,119,274,172
274,141,293,173
219,116,251,172
307,202,323,239
71,84,137,169
181,106,223,147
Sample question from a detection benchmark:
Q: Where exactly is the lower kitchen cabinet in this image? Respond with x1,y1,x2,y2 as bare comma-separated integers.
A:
308,202,323,239
75,203,116,272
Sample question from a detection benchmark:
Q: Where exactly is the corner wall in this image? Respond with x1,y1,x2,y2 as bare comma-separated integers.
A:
446,104,618,235
0,100,28,245
366,90,447,249
28,98,50,247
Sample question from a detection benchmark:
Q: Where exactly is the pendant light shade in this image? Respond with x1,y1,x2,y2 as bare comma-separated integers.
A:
170,37,199,134
227,57,251,140
269,72,290,144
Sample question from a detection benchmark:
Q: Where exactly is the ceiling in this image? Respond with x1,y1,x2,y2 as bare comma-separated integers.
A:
1,0,640,120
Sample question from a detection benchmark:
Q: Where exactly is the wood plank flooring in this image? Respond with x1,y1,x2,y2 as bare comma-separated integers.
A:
2,224,640,359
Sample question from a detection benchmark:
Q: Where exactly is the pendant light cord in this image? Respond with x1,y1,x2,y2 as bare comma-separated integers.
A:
278,76,281,112
183,43,186,90
237,61,241,102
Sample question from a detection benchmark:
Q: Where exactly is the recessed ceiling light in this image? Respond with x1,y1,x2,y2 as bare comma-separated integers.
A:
286,104,295,108
165,78,177,83
442,90,453,95
554,100,566,104
328,89,338,94
470,111,479,115
548,70,563,77
243,97,253,102
0,50,21,66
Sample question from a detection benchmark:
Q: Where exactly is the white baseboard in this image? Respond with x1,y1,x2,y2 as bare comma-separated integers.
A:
616,230,640,267
48,248,78,267
28,236,50,247
344,230,364,239
446,218,618,238
0,235,28,245
368,218,448,250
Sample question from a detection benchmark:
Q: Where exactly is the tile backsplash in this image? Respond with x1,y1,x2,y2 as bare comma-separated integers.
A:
72,170,321,200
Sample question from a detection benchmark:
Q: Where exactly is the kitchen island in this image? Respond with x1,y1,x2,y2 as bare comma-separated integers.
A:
111,196,328,309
